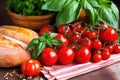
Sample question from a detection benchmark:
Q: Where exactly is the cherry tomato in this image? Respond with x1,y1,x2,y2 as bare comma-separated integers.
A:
75,47,91,63
40,48,58,66
21,59,41,76
81,29,91,38
55,34,68,49
78,37,92,49
105,44,113,53
92,39,102,50
73,21,84,31
87,30,97,39
92,53,102,63
101,48,111,60
58,24,71,34
113,45,120,53
100,27,118,42
39,25,53,36
58,47,74,65
68,31,81,42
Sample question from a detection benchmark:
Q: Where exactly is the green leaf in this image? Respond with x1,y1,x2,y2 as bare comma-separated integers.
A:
98,4,119,30
81,0,95,26
36,42,46,57
41,0,67,11
52,39,63,45
88,0,100,8
26,38,39,50
56,0,80,26
49,33,57,39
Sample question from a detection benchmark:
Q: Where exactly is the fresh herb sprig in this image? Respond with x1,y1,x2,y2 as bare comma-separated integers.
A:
41,0,119,31
26,32,62,59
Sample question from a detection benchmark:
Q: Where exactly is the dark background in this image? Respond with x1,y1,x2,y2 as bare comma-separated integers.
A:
0,0,120,26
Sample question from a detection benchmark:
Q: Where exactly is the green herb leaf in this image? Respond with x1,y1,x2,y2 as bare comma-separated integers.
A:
41,0,67,11
26,38,39,50
56,0,80,26
52,39,63,45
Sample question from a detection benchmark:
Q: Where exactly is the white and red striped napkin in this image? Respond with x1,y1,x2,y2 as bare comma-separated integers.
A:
41,54,120,80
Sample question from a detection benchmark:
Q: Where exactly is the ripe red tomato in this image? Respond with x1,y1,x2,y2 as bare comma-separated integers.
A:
21,59,41,76
92,53,102,63
68,31,81,42
39,25,53,36
101,48,111,60
113,45,120,53
78,37,92,49
92,39,102,50
73,21,84,31
75,47,91,63
40,48,58,66
55,34,68,49
105,44,113,53
87,30,97,39
81,29,91,38
100,27,118,42
58,24,71,34
58,47,74,65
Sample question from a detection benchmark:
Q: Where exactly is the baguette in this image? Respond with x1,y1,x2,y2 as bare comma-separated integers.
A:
0,25,39,44
0,34,31,68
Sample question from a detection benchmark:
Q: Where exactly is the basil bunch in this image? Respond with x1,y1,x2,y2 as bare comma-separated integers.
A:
26,32,62,59
41,0,119,31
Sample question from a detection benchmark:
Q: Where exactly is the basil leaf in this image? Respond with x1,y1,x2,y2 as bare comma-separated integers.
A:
56,0,79,26
98,6,119,30
26,38,39,50
49,33,57,39
52,39,63,45
81,0,95,26
36,42,46,57
41,0,67,11
89,0,100,8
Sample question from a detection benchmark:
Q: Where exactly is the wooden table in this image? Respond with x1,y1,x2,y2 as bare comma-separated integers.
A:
0,0,120,80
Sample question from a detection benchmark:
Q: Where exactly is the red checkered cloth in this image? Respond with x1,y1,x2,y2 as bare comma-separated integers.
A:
41,54,120,80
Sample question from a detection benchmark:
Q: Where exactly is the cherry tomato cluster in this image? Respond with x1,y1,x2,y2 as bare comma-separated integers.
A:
21,21,120,77
38,21,120,66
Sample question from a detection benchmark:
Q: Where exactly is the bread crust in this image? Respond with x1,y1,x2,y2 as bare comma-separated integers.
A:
0,25,39,44
0,31,31,68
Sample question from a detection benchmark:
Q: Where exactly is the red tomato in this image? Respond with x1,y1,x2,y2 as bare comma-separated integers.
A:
21,59,41,76
100,27,118,42
87,30,97,39
39,25,53,36
58,24,71,34
105,44,113,53
101,48,111,60
73,21,84,31
78,37,92,49
92,53,102,63
92,39,102,50
55,34,68,49
81,29,91,38
40,48,58,66
113,45,120,53
68,31,81,42
75,47,91,63
58,47,74,65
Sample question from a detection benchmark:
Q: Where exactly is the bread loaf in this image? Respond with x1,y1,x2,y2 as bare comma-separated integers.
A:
0,25,39,44
0,34,31,68
0,26,39,68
